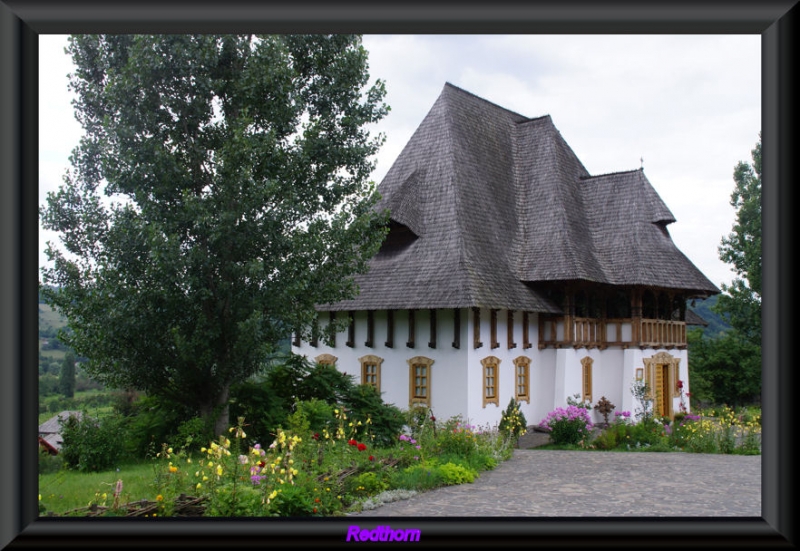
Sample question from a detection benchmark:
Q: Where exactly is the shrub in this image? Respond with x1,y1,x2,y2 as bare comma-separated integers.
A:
539,405,593,446
392,463,444,492
38,449,63,475
437,461,477,485
498,398,527,441
437,416,478,457
60,412,124,472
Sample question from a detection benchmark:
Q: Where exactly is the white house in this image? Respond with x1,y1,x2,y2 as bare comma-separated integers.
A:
293,83,718,429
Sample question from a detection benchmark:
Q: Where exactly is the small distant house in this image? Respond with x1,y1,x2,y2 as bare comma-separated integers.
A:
292,83,718,427
38,410,81,455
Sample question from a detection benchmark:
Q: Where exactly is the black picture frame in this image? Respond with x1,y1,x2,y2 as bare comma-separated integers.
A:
2,1,796,548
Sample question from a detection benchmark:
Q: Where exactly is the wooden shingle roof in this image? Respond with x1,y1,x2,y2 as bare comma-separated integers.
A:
322,83,719,312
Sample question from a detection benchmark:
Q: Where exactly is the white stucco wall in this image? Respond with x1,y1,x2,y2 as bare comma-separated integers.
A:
292,308,692,432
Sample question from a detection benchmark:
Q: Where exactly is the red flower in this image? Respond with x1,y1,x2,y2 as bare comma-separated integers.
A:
686,392,692,397
313,507,318,513
368,455,375,461
348,439,358,446
430,415,436,422
677,380,684,389
313,433,320,440
314,497,321,503
357,443,367,452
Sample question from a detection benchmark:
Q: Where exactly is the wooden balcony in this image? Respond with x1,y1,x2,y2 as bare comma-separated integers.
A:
539,316,687,350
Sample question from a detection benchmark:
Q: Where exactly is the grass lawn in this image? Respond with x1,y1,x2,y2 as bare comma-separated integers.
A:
39,461,157,516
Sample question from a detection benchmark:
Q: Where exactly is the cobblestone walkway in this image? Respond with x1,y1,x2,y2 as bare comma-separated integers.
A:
349,449,761,517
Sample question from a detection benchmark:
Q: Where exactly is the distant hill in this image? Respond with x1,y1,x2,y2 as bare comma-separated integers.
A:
687,295,732,338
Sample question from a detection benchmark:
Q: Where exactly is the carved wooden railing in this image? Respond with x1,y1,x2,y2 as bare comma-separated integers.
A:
539,316,687,349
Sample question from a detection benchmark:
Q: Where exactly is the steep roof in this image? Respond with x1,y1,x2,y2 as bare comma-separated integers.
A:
322,83,719,312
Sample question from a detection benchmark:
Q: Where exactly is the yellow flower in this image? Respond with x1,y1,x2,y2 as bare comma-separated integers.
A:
169,466,178,473
156,494,164,502
167,447,173,454
269,490,278,500
216,465,223,476
196,483,202,490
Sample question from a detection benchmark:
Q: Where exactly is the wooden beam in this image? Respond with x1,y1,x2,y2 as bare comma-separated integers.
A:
507,310,516,349
452,308,461,349
365,310,374,348
428,309,437,349
346,311,355,348
385,309,394,348
490,309,499,349
406,309,415,348
473,307,483,349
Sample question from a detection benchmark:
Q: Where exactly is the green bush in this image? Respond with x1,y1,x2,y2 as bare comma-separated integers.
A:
498,398,527,441
392,463,444,492
38,450,63,475
60,412,124,472
437,461,477,485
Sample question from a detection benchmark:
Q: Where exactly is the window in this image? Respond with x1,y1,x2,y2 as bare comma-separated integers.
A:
408,356,434,408
481,356,501,408
359,355,383,392
581,356,593,404
513,356,531,403
315,354,337,366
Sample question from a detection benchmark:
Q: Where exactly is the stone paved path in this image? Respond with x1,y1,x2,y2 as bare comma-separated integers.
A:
348,449,761,517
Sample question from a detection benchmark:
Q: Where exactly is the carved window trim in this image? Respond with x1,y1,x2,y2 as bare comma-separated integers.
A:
315,353,338,366
513,356,531,404
408,356,434,408
581,356,593,404
481,356,501,408
359,354,383,392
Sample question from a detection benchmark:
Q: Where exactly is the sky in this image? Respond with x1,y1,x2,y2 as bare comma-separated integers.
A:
39,34,761,291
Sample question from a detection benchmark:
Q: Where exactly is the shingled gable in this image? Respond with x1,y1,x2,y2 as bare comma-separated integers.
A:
321,82,718,312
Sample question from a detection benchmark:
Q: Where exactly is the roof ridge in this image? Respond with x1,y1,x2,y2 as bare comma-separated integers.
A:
443,82,533,121
580,168,643,180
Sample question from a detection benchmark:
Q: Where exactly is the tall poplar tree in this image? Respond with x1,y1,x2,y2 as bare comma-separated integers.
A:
40,35,389,435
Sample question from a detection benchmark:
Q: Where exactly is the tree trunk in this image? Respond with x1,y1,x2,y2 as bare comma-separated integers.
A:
199,383,231,439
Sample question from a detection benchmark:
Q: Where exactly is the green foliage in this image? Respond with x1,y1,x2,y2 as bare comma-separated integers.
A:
231,354,404,449
40,34,390,436
60,412,125,472
687,327,761,408
38,449,64,475
686,135,761,409
286,399,335,436
498,398,527,440
436,417,479,457
58,351,77,398
437,461,477,485
716,134,761,346
630,380,654,423
391,463,444,492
